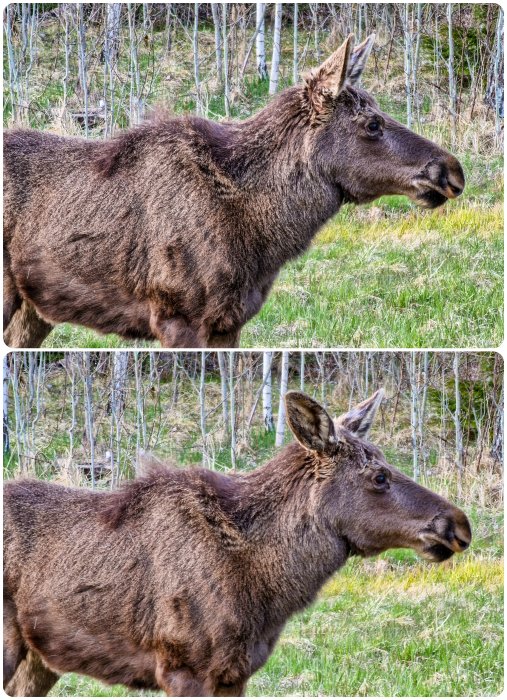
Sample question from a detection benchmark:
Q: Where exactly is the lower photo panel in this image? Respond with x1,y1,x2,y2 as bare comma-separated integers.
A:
2,351,503,697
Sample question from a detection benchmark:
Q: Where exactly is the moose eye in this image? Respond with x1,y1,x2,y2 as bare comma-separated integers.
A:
366,120,382,136
374,473,388,487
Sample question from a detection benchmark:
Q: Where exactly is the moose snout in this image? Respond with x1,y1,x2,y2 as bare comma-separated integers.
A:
438,155,465,199
446,508,472,552
414,154,465,208
421,507,472,561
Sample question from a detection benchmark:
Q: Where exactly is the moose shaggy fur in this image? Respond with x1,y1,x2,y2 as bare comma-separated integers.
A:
4,35,464,348
4,390,471,696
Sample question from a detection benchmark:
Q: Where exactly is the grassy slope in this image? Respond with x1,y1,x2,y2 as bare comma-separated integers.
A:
43,153,503,350
49,507,503,698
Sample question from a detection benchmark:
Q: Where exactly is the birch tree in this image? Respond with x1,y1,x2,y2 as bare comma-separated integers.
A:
269,3,283,95
256,3,268,80
211,4,223,85
275,351,289,447
293,3,298,84
262,352,274,432
454,352,463,493
447,3,457,146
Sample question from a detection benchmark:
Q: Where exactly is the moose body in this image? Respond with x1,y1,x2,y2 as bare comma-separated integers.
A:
4,390,471,697
3,35,464,348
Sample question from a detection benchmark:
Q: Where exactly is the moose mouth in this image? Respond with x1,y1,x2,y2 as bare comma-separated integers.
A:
415,189,449,209
422,542,455,562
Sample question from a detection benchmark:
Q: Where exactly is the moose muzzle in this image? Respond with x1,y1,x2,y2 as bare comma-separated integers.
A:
412,154,465,209
420,506,472,562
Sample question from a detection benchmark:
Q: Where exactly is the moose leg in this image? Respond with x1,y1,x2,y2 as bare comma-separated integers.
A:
150,307,202,348
3,302,54,348
214,681,247,696
155,661,207,696
3,598,26,688
5,650,60,697
205,329,241,348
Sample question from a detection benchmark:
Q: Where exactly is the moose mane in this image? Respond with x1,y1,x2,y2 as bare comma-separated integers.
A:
98,456,245,548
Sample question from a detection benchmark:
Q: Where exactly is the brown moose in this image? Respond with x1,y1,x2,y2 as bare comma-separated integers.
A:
4,389,471,696
3,35,464,349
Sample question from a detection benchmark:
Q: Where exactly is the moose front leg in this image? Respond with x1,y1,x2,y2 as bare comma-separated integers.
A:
155,661,207,697
150,305,202,348
5,650,60,697
3,301,54,348
205,329,241,348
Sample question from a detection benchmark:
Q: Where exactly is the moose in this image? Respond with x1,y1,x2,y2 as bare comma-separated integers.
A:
4,389,471,696
4,34,464,349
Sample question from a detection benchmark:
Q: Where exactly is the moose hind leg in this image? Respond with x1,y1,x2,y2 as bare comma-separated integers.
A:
3,301,54,348
5,650,60,697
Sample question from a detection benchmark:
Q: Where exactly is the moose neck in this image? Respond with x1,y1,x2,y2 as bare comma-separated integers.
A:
238,443,349,620
226,88,344,265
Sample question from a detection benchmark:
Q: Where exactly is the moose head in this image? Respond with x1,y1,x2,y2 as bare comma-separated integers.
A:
305,34,465,208
284,389,472,562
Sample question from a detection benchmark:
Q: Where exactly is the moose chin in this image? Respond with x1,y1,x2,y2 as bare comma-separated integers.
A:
4,388,471,697
4,34,464,349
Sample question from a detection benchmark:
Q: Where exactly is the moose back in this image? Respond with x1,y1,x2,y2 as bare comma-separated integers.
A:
4,390,471,696
4,35,464,348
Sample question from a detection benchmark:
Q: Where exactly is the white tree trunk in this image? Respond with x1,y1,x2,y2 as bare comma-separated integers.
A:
275,352,289,447
256,3,268,80
293,3,298,84
262,352,274,432
409,352,419,481
200,352,208,467
454,352,463,493
211,4,222,85
193,3,201,115
269,4,283,95
229,353,236,468
447,3,457,145
222,3,230,116
3,357,10,454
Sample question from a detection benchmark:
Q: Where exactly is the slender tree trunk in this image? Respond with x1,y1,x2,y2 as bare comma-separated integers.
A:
269,3,283,95
77,4,89,137
3,357,10,455
193,3,201,115
229,353,236,468
200,352,208,467
293,3,298,84
262,352,274,432
211,4,222,85
256,3,268,80
454,352,463,495
409,352,419,481
222,3,230,116
217,352,229,433
402,4,413,129
82,354,95,488
447,3,457,146
275,352,289,447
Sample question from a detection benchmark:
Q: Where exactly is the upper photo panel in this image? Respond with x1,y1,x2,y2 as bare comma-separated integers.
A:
3,3,503,349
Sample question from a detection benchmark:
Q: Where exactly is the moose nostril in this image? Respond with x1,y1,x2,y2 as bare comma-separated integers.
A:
455,537,469,550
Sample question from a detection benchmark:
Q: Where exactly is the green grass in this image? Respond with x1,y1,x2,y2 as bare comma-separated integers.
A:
44,160,503,349
48,532,503,697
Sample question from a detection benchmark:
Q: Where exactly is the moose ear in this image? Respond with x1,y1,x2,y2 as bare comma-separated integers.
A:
336,388,384,439
284,391,336,453
347,33,375,86
305,34,354,112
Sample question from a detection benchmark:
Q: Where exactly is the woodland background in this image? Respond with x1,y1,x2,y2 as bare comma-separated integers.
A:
3,350,503,696
2,3,504,348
